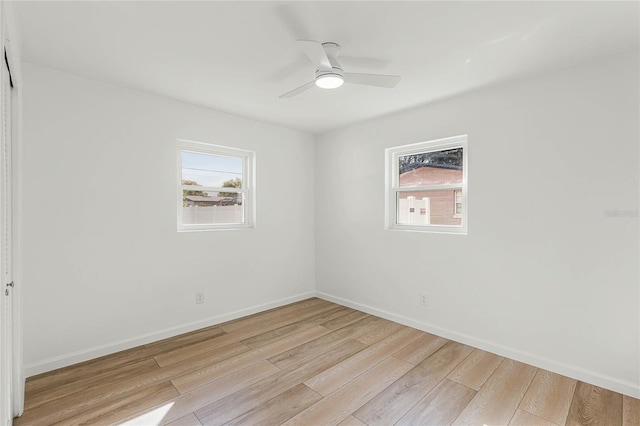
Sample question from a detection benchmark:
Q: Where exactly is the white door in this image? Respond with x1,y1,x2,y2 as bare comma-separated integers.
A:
0,47,13,426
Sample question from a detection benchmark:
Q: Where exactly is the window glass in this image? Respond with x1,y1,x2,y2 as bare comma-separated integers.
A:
397,190,462,226
398,148,463,187
181,151,242,188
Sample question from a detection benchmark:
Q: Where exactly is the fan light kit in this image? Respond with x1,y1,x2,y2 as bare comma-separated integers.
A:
316,73,344,89
280,40,400,98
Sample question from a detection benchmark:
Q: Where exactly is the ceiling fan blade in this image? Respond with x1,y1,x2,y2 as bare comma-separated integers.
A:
279,81,316,98
297,40,332,72
344,73,401,88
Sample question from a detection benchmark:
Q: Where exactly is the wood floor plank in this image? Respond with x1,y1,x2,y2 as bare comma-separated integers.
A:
25,357,161,411
283,356,414,426
116,360,280,425
566,382,622,426
194,339,367,426
25,326,227,396
164,361,279,424
337,416,367,426
164,413,203,426
510,409,559,426
15,342,249,425
226,300,340,338
143,327,227,353
117,401,192,426
171,325,329,394
153,333,247,368
116,360,282,425
623,395,640,426
354,319,405,345
393,332,449,365
220,300,332,338
396,378,475,426
225,383,322,426
447,348,504,391
155,301,338,367
354,341,474,426
52,382,179,426
321,310,370,330
219,298,331,332
519,369,576,425
267,315,387,370
304,326,424,396
240,306,353,349
452,359,537,426
213,299,317,331
110,360,281,425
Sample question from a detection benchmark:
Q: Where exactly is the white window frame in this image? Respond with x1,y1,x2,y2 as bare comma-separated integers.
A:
385,135,468,234
177,139,255,231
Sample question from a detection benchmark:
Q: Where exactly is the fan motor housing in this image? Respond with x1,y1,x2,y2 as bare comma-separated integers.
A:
315,68,343,79
316,53,343,79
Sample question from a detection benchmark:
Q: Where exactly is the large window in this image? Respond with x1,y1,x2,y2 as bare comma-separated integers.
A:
178,140,255,231
386,135,467,234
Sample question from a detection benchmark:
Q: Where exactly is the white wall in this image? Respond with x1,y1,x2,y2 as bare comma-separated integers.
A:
22,64,316,375
316,52,639,397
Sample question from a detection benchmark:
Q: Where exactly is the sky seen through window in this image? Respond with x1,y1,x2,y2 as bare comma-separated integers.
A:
181,151,242,188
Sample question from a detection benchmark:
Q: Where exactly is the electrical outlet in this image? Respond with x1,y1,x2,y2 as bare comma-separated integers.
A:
420,292,428,307
196,292,205,304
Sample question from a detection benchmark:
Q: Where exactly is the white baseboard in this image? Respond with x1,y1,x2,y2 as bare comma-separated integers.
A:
316,291,640,399
24,291,315,377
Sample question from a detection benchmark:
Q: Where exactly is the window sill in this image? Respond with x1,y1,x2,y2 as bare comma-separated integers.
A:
386,224,467,235
178,225,254,232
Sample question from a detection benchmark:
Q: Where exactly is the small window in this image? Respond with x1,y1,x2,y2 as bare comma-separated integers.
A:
386,135,467,234
178,140,255,231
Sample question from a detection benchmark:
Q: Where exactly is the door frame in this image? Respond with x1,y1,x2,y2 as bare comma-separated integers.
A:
1,0,24,418
6,39,22,419
0,32,12,426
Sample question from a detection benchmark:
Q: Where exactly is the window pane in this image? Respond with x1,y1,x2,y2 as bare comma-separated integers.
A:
398,148,463,187
181,151,242,188
397,190,461,226
182,190,244,225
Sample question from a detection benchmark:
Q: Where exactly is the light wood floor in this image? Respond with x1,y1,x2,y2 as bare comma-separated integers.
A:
15,298,640,426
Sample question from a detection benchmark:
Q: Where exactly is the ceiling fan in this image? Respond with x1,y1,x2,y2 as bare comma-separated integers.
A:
280,40,401,98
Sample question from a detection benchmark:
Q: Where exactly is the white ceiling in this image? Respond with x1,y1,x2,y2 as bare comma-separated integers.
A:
11,1,640,134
